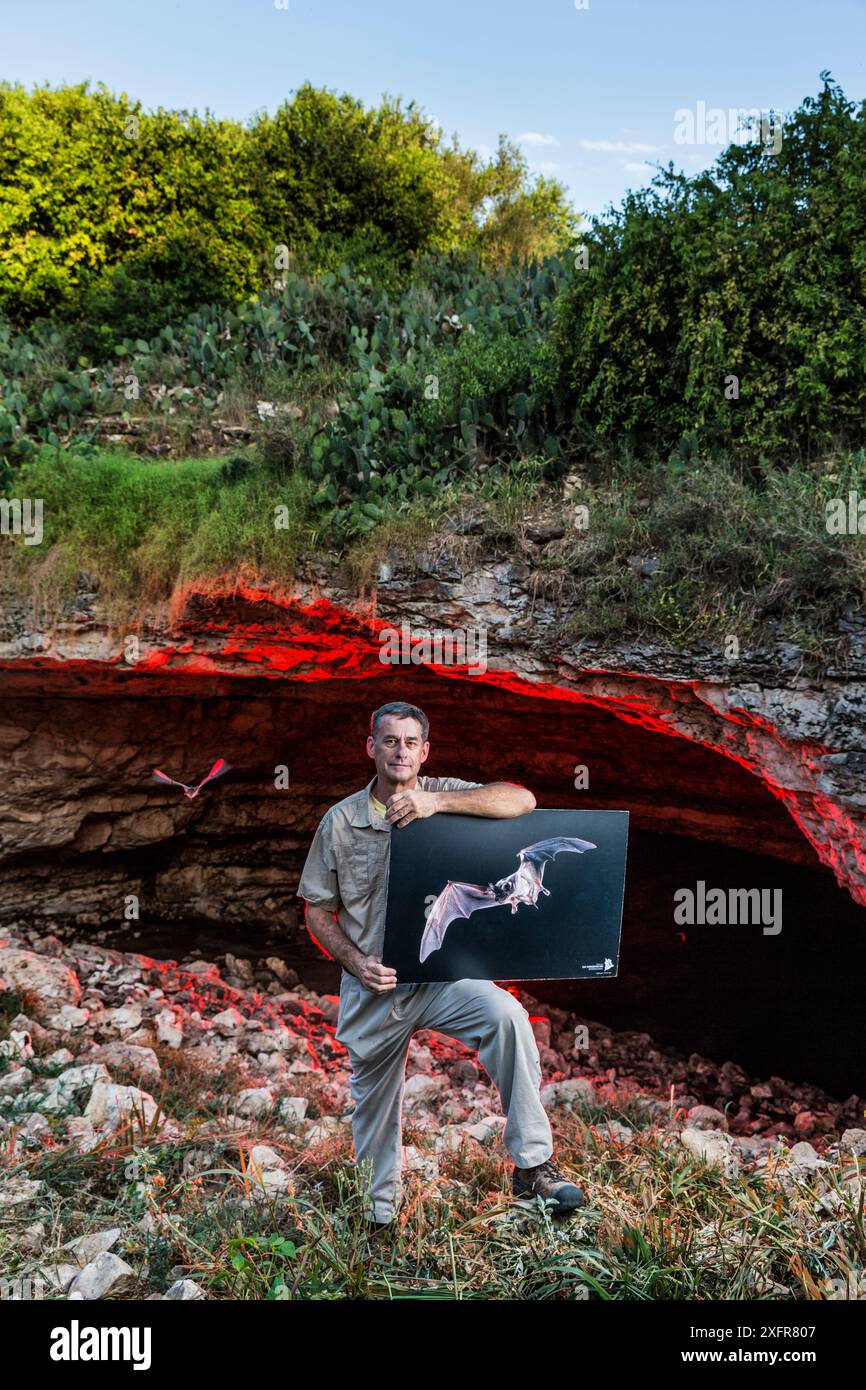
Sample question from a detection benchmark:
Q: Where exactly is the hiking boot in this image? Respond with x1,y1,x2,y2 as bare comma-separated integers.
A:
512,1157,585,1213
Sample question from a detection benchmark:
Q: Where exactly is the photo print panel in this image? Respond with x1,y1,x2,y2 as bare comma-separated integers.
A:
382,809,628,983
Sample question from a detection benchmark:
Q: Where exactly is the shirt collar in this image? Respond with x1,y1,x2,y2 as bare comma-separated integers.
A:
348,774,428,829
347,775,379,828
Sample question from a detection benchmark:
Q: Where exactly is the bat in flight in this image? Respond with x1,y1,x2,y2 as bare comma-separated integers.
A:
420,836,597,962
151,758,232,800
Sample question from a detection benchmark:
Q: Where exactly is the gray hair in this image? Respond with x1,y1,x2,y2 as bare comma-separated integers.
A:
370,701,429,742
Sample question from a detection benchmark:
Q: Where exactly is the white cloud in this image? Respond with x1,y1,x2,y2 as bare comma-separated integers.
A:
517,131,559,147
622,160,655,174
579,138,659,154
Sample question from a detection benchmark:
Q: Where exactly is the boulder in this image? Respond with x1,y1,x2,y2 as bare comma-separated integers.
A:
68,1251,136,1299
687,1104,729,1132
277,1096,308,1126
680,1127,740,1179
61,1228,122,1266
234,1087,275,1118
840,1128,866,1157
402,1073,449,1108
84,1081,159,1133
0,948,81,1015
91,1043,161,1087
541,1077,598,1109
163,1278,206,1300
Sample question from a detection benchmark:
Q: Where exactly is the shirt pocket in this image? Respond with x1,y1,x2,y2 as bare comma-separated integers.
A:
341,841,374,900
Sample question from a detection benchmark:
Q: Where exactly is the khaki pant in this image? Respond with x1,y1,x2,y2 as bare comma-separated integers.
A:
335,971,554,1222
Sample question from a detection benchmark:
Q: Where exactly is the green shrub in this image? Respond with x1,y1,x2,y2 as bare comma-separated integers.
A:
0,80,574,329
555,75,866,461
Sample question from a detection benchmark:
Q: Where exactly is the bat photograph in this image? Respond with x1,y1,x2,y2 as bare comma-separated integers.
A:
384,811,628,983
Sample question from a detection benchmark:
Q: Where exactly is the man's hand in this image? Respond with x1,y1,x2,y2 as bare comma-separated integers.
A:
358,954,398,993
385,787,438,827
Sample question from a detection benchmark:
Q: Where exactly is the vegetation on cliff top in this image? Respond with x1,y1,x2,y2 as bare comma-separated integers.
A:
1,75,865,659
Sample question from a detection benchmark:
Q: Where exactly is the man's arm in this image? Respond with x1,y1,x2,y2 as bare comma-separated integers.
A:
304,902,397,994
385,780,536,827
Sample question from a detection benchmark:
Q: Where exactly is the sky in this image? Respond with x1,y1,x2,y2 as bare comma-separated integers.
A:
2,0,865,224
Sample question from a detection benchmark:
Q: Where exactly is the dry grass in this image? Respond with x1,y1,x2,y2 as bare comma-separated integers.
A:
1,1037,863,1301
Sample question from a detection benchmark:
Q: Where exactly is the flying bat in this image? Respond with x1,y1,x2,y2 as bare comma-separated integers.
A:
419,836,597,962
151,758,232,800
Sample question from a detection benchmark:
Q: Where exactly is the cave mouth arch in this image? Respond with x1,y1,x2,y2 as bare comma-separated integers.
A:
1,653,864,1098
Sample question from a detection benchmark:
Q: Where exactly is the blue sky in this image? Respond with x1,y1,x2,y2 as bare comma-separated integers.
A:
2,0,865,224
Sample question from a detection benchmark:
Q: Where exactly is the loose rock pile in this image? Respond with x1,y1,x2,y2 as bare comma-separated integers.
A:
1,926,863,1299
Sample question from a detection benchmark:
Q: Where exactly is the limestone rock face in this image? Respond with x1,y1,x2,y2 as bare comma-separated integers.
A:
1,575,865,926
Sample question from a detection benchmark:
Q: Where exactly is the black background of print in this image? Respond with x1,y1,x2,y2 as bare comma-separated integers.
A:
382,809,628,982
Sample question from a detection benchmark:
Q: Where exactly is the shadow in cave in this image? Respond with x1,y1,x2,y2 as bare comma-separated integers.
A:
527,827,865,1100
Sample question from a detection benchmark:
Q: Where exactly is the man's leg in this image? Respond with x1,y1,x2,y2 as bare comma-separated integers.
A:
411,979,553,1169
343,1028,413,1223
336,976,419,1222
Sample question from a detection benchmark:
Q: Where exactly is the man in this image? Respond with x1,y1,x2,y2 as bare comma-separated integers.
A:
297,700,585,1227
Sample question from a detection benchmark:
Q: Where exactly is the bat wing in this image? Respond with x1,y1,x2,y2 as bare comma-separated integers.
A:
419,881,499,962
152,769,191,793
191,758,233,795
518,836,597,875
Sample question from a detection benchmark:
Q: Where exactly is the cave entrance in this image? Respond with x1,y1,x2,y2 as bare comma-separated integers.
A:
2,664,863,1097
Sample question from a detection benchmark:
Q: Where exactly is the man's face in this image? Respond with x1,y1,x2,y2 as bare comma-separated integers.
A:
367,715,430,786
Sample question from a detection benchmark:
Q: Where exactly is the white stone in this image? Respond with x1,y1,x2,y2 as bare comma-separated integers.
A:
42,1062,112,1112
234,1087,275,1118
403,1145,439,1180
541,1077,598,1109
680,1127,740,1178
403,1073,449,1107
249,1144,286,1171
94,1004,143,1035
163,1278,206,1300
0,948,81,1013
84,1082,159,1133
0,1066,33,1095
61,1228,122,1266
278,1096,309,1125
154,1008,183,1048
303,1116,342,1145
840,1128,866,1157
0,1176,45,1206
42,1262,81,1293
52,1005,90,1031
212,1007,244,1036
594,1120,635,1144
782,1141,827,1177
68,1251,135,1299
92,1043,161,1086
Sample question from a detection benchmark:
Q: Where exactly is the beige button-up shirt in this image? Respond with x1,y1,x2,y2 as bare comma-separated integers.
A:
296,773,483,962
